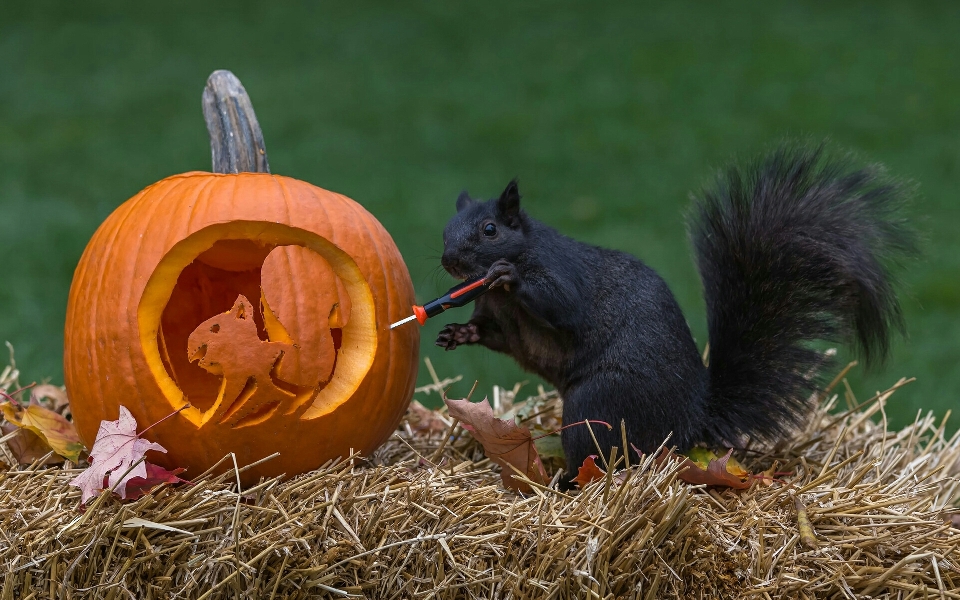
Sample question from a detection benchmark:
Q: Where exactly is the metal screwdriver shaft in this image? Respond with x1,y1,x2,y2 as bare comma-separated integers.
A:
390,314,418,329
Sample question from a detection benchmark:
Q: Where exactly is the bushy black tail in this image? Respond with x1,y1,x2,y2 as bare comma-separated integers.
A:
688,144,916,446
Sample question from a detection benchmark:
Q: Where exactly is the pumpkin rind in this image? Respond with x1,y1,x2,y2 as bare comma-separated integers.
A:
64,172,419,484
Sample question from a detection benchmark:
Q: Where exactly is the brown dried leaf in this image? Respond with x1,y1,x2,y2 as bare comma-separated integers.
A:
0,401,84,462
674,448,751,489
406,400,450,434
1,423,62,466
444,395,546,492
31,384,71,417
650,447,753,489
757,460,780,487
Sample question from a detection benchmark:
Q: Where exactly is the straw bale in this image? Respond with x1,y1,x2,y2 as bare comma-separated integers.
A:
2,368,959,599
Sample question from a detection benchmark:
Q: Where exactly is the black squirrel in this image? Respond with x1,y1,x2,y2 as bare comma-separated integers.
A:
436,144,915,478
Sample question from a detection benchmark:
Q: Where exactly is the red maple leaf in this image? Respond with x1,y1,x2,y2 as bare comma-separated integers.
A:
124,463,190,500
573,455,606,488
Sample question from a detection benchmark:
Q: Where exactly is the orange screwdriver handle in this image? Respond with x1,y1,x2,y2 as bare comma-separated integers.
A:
413,276,490,325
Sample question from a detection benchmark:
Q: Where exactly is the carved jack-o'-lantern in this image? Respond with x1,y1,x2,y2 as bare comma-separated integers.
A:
64,72,419,484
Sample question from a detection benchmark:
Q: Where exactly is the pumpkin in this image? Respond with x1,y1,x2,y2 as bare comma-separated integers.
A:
63,72,419,485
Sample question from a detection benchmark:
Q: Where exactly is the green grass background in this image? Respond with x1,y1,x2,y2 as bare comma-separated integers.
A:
2,2,958,429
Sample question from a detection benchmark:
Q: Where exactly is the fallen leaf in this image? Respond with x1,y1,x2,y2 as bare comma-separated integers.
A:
673,448,751,489
123,463,190,500
0,401,84,462
757,461,780,487
69,406,171,503
684,447,718,470
405,400,450,434
1,423,62,466
445,395,546,492
573,455,606,488
684,447,748,477
31,384,71,417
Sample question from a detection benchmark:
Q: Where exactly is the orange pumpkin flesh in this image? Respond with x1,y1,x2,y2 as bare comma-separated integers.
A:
65,172,419,484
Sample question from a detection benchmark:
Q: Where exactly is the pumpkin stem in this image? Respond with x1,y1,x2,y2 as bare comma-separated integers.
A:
202,70,270,174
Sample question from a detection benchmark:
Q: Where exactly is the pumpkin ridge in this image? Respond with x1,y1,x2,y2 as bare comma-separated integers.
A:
280,175,346,382
79,195,133,439
129,176,206,423
359,205,412,422
66,187,134,385
67,204,122,440
271,176,305,380
345,190,392,331
183,169,222,237
113,177,196,428
272,174,294,227
260,175,339,397
341,190,397,410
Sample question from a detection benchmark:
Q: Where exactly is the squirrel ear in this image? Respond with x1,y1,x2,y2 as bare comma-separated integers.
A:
231,294,252,320
456,191,473,212
497,179,521,223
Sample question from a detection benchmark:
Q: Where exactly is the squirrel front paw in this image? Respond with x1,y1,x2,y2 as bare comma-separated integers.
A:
436,323,480,351
485,259,519,290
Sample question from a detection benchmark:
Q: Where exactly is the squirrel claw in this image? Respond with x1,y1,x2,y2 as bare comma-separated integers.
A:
436,323,479,351
485,259,518,290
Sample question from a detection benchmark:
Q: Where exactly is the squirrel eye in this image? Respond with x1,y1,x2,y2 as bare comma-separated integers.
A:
483,223,497,237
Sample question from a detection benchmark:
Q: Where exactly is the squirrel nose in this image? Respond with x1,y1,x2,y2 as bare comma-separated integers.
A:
441,253,464,275
440,253,456,270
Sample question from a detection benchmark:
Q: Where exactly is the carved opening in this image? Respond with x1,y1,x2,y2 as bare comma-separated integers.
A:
156,239,351,428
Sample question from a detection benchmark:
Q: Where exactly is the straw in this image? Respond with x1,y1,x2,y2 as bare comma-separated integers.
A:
1,368,958,599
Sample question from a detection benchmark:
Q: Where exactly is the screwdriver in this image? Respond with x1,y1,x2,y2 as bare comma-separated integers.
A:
390,276,491,329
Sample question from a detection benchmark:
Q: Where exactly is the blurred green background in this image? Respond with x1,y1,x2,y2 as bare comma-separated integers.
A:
2,2,958,429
